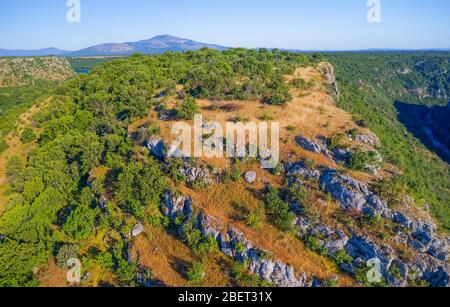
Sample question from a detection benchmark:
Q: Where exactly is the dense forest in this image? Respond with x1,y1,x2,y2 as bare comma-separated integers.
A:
326,52,450,230
0,82,57,153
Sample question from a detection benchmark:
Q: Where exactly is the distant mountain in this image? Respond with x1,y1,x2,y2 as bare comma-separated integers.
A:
0,35,227,57
65,34,227,56
0,48,68,57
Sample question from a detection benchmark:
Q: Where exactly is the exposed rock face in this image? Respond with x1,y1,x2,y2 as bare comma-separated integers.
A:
180,165,213,186
295,136,325,154
284,161,320,181
344,235,395,273
319,170,393,219
147,137,167,159
355,133,382,148
318,62,339,98
197,214,310,287
131,223,144,237
292,213,349,258
161,191,193,222
159,192,315,287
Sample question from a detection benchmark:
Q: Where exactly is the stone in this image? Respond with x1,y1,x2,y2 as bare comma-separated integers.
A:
318,62,340,98
295,136,324,153
319,170,392,218
427,239,450,261
147,137,166,159
131,223,144,237
161,191,193,222
355,133,382,148
332,148,350,163
244,171,257,184
345,234,395,272
393,212,413,228
181,165,213,186
410,221,435,246
285,162,321,181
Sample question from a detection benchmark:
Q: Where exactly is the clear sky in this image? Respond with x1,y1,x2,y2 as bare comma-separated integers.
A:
1,0,449,51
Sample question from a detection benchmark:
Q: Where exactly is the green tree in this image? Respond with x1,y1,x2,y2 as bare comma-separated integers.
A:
177,96,199,120
21,127,36,144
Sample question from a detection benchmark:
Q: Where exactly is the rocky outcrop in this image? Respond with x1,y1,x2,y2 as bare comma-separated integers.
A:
319,170,393,219
147,137,167,159
159,191,315,287
284,161,321,182
290,166,450,287
131,223,144,237
197,214,310,287
161,191,194,231
180,165,214,187
295,136,326,154
318,62,339,98
354,132,382,148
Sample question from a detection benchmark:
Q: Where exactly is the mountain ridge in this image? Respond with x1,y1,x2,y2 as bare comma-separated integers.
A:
2,35,449,57
0,35,227,57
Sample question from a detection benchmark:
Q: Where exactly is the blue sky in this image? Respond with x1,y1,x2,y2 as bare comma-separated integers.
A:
1,0,449,50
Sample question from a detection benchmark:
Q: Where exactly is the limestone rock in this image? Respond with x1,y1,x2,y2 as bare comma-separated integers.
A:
245,171,257,184
131,223,144,237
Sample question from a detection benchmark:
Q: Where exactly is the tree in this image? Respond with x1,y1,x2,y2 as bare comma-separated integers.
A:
115,157,167,218
0,238,47,287
265,187,296,232
177,96,199,120
55,244,80,268
62,204,97,240
21,127,36,144
186,260,205,285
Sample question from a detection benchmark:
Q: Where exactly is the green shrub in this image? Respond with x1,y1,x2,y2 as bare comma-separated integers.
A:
290,78,314,91
333,249,353,264
305,235,329,256
327,132,347,150
21,127,37,144
246,205,265,229
0,138,8,153
230,160,243,182
186,261,205,285
117,259,138,287
96,251,114,269
177,96,199,120
56,244,80,268
346,149,378,171
265,187,296,232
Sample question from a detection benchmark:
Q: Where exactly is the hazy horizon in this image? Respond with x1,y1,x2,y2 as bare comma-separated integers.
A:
1,0,450,51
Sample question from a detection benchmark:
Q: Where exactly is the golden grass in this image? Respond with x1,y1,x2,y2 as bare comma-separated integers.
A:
130,226,233,287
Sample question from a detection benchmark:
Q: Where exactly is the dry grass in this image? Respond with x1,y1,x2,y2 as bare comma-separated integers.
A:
130,227,233,287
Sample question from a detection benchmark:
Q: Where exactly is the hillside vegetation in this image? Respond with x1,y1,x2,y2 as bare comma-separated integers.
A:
326,52,450,230
0,56,74,88
0,49,448,288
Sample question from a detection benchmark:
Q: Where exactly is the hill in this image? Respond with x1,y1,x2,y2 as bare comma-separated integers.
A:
326,52,450,230
0,35,227,57
0,56,74,88
0,49,448,288
65,34,227,56
0,48,68,57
